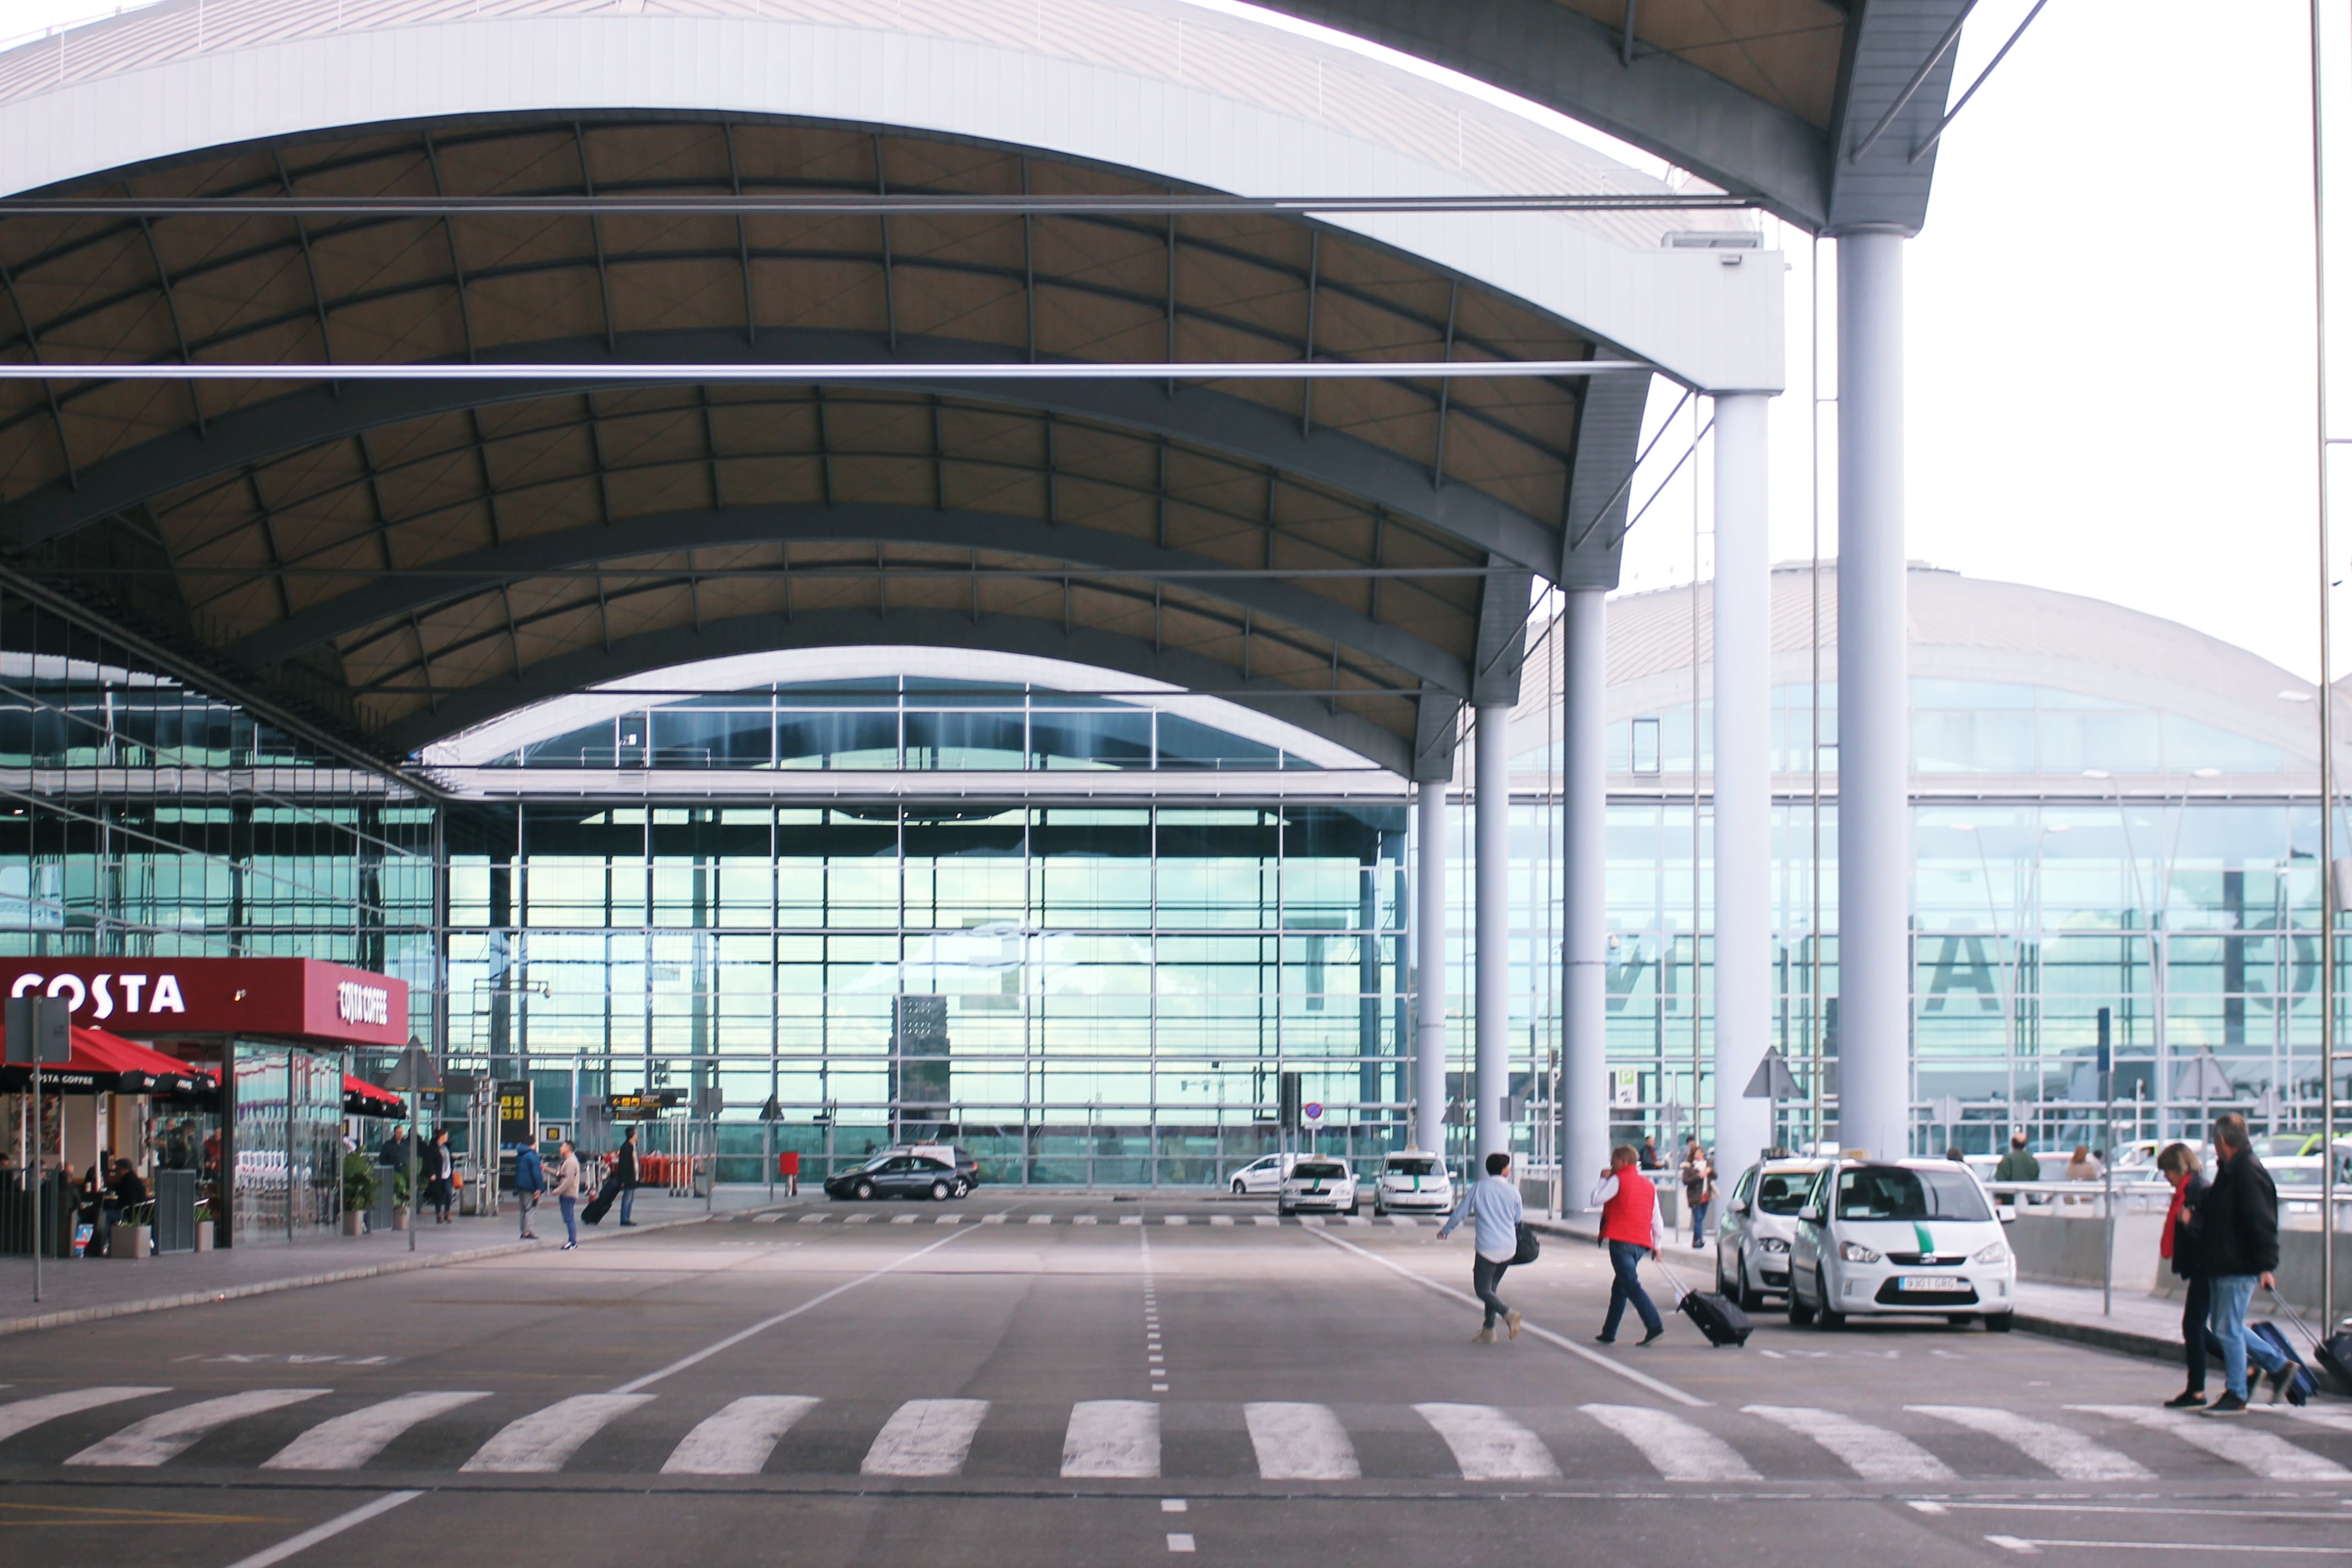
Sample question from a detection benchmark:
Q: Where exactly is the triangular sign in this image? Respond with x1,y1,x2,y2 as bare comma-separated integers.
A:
2175,1051,2234,1102
385,1043,440,1094
1743,1049,1802,1101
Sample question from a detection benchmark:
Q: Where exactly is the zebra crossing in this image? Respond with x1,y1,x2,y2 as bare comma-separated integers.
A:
743,1211,1422,1227
2,1385,2346,1483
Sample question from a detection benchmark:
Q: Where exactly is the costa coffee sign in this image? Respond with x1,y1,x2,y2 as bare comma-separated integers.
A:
0,957,409,1048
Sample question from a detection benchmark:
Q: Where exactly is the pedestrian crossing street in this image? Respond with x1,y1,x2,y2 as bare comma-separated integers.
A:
2,1385,2345,1483
736,1211,1431,1227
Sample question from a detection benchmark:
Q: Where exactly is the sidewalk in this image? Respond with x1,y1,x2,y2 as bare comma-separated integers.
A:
0,1186,787,1340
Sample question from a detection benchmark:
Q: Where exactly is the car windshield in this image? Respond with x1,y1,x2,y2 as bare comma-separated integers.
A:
1836,1166,1992,1222
1294,1162,1346,1179
1755,1170,1815,1215
1385,1158,1439,1177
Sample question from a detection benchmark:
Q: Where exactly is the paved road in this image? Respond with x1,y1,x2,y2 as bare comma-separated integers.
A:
2,1193,2347,1567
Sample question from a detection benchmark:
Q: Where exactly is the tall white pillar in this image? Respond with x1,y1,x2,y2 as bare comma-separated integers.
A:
1414,780,1450,1156
1836,229,1912,1159
1562,586,1610,1205
1474,705,1511,1163
1711,393,1773,1172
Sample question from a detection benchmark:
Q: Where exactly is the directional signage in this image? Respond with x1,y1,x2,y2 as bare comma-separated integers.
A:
1741,1049,1801,1101
607,1090,683,1121
3,995,70,1065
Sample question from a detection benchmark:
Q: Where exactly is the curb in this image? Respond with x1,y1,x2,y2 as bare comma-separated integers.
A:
2012,1311,2179,1363
0,1208,721,1340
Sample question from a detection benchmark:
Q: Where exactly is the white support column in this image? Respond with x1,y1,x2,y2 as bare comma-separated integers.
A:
1711,393,1773,1173
1562,586,1610,1205
1414,780,1450,1156
1474,705,1511,1163
1835,228,1912,1159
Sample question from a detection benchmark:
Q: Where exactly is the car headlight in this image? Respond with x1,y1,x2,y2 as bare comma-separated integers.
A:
1760,1238,1790,1254
1973,1239,2011,1265
1839,1240,1882,1264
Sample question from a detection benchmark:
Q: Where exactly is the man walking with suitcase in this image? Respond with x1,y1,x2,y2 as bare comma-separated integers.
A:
1436,1152,1525,1344
1592,1144,1667,1346
2196,1113,2290,1414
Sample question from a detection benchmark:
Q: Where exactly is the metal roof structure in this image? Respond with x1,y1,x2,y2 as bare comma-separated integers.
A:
0,0,1966,785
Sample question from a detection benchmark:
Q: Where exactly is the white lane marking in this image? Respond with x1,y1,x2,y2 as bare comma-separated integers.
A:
1245,1402,1359,1480
2275,1408,2352,1435
262,1391,490,1471
1909,1501,1949,1515
891,1215,917,1225
1164,1216,1189,1226
1909,1404,2152,1480
1986,1537,2041,1555
798,1215,826,1224
934,1215,961,1225
1743,1405,1955,1482
1306,1227,1707,1407
1076,1216,1098,1225
0,1387,167,1444
1210,1216,1233,1227
1414,1403,1559,1480
218,1489,423,1568
1162,1498,1188,1512
1254,1216,1281,1228
66,1389,329,1467
1581,1403,1760,1481
611,1223,978,1393
2068,1406,2350,1481
460,1393,654,1473
1168,1533,1196,1553
1994,1544,2352,1556
845,1215,872,1224
1028,1215,1053,1226
982,1214,1008,1224
1120,1217,1142,1226
661,1395,819,1475
862,1399,990,1477
1063,1400,1161,1478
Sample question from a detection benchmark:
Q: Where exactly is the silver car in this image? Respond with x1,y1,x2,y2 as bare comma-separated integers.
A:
1714,1158,1830,1309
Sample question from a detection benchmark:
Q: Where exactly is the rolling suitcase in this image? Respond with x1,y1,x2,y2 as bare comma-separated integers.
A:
580,1172,622,1227
2254,1294,2323,1407
2319,1324,2352,1397
1656,1259,1752,1348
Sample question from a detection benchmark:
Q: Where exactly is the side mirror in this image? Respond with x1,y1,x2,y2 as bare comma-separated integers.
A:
1996,1204,2017,1223
1798,1205,1822,1225
1733,1200,1751,1217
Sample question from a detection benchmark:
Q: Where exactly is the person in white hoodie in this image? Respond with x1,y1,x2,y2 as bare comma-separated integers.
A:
1436,1151,1525,1344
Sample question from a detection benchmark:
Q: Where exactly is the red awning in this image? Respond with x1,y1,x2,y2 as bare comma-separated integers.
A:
0,1026,218,1096
344,1074,406,1118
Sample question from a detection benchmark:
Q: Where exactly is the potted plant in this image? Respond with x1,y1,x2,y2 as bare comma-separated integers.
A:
192,1199,214,1251
390,1166,411,1228
341,1151,378,1235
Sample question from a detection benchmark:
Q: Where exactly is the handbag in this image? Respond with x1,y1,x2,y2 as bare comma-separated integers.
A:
1511,1222,1542,1265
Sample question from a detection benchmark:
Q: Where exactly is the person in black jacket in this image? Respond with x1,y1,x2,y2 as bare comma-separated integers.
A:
615,1128,641,1227
2193,1113,2291,1414
2155,1142,2212,1408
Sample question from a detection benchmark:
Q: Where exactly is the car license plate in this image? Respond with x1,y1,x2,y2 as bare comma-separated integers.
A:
1894,1275,1948,1292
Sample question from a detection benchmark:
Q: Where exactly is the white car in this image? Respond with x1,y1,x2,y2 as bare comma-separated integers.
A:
1371,1151,1452,1216
1226,1153,1304,1196
1787,1159,2017,1331
1277,1156,1359,1216
1712,1158,1830,1308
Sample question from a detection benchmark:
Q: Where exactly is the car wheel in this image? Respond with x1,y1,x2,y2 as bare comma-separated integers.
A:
1736,1257,1768,1314
952,1179,970,1199
931,1180,951,1201
1787,1276,1816,1326
1984,1311,2015,1333
853,1179,875,1201
1277,1202,1291,1217
1374,1200,1386,1217
1815,1267,1844,1329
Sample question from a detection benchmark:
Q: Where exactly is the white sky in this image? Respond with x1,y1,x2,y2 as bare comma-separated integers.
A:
0,0,2336,678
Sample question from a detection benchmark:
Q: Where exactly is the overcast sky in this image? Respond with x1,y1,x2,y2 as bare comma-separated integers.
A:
0,1,2335,679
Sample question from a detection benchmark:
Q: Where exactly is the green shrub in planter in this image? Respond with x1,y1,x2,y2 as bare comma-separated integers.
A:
342,1150,379,1213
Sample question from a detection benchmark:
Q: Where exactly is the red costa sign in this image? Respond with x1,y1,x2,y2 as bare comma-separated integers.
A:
0,957,409,1048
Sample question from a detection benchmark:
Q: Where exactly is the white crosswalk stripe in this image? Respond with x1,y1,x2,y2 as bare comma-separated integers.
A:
1209,1216,1234,1227
797,1215,826,1224
1245,1402,1359,1480
1414,1403,1559,1480
662,1396,819,1475
1908,1405,2152,1480
934,1215,961,1224
2067,1406,2350,1481
891,1215,917,1224
1075,1216,1098,1225
0,1387,167,1445
1028,1215,1052,1226
2275,1407,2352,1435
461,1394,654,1474
1164,1216,1189,1226
1254,1217,1281,1227
862,1400,990,1477
1062,1400,1160,1478
263,1391,490,1471
67,1389,329,1468
1743,1405,1955,1481
1582,1403,1760,1482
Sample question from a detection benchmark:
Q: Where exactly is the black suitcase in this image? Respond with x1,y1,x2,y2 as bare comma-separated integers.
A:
2320,1327,2352,1397
1657,1260,1752,1348
580,1172,622,1227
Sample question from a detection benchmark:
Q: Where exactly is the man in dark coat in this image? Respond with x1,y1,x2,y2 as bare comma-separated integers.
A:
2193,1113,2290,1414
616,1128,641,1227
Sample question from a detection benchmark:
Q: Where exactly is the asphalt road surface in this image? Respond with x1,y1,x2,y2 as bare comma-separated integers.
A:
2,1193,2348,1567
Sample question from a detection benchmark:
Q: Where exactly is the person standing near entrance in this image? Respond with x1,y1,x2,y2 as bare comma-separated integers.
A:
1679,1139,1714,1250
424,1129,455,1224
1435,1151,1524,1344
616,1128,641,1227
552,1139,582,1250
1591,1144,1667,1346
513,1140,546,1240
2194,1113,2289,1414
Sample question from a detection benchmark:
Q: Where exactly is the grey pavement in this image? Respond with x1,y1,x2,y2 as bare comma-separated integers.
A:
0,1190,2346,1568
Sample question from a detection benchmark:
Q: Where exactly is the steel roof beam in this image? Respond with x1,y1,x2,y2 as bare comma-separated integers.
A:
0,193,1759,219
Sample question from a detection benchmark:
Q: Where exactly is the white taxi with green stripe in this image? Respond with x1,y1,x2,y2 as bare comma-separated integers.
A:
1786,1159,2017,1331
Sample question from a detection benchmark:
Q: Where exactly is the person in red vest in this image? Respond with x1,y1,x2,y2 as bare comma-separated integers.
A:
1589,1143,1668,1346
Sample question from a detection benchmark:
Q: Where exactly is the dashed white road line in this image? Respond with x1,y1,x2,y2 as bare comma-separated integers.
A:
1743,1405,1954,1482
67,1389,329,1468
1062,1400,1161,1478
1245,1402,1359,1480
661,1395,820,1475
462,1393,654,1473
1582,1403,1760,1482
1413,1402,1559,1480
1908,1404,2151,1480
263,1391,490,1471
861,1399,990,1477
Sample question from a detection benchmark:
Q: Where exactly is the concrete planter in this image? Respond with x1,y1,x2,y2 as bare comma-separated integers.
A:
341,1211,364,1235
391,1209,410,1230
